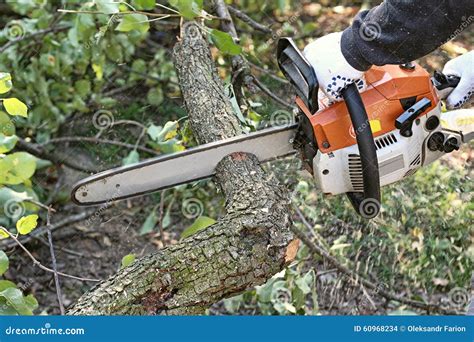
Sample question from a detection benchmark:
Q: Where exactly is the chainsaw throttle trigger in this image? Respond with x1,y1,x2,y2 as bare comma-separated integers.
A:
342,83,381,219
277,38,319,113
395,98,432,137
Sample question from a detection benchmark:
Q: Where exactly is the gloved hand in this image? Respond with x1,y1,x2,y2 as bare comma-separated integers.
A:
303,32,366,103
442,51,474,109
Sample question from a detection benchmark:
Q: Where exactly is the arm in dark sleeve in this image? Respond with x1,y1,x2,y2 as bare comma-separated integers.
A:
341,0,474,71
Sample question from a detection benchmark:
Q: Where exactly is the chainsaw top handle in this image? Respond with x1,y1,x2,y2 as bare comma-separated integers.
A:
277,38,319,113
277,37,381,219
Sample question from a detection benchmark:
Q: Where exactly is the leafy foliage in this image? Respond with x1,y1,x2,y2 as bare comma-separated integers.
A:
0,71,39,315
0,250,38,315
181,216,216,239
121,254,136,268
210,30,242,56
16,214,39,235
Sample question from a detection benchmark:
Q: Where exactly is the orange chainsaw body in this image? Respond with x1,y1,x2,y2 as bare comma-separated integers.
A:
296,63,440,153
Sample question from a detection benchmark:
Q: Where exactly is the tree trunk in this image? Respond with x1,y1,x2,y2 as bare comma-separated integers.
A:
67,22,296,315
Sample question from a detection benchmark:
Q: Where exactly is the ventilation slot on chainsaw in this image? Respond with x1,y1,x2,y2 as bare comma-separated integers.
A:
410,154,421,167
404,168,418,178
348,154,364,192
375,133,398,151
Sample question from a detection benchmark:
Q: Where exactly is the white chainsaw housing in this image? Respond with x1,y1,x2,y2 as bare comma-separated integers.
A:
312,103,453,195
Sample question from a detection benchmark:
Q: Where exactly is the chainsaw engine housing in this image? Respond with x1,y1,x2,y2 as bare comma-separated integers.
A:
296,63,446,195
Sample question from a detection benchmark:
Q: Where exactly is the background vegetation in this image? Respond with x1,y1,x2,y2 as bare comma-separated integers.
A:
0,0,472,315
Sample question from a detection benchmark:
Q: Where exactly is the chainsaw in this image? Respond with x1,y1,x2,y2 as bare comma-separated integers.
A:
72,38,473,219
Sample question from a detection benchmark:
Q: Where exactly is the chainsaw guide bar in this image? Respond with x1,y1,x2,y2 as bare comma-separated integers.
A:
72,124,298,206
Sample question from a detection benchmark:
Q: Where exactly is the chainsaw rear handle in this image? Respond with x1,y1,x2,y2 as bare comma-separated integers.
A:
342,84,381,219
432,71,461,101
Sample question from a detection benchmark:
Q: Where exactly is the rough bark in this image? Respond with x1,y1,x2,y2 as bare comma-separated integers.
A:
67,22,296,315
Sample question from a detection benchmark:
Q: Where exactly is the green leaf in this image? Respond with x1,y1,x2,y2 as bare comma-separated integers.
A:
0,133,18,154
0,152,37,185
294,270,314,295
140,206,158,235
96,0,120,14
92,63,104,81
0,187,30,208
0,111,15,136
24,294,38,312
121,254,136,268
16,214,39,235
147,124,162,141
181,216,216,239
169,0,203,19
0,287,32,315
0,251,8,276
157,121,178,141
154,139,185,154
2,98,28,117
0,230,9,240
147,87,164,106
210,29,242,56
225,84,246,124
132,0,156,10
35,158,52,170
0,280,16,292
0,73,12,94
122,150,140,166
256,278,278,303
147,121,178,142
74,80,91,99
115,13,150,33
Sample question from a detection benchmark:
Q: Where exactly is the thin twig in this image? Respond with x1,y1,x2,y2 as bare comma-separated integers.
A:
95,119,146,139
292,206,460,315
23,199,56,212
252,77,296,110
42,136,159,156
57,9,180,18
0,227,100,282
33,236,88,258
248,61,289,84
16,138,100,173
158,190,167,247
0,26,70,53
0,211,96,249
118,64,180,85
227,6,272,34
215,0,253,115
45,207,65,314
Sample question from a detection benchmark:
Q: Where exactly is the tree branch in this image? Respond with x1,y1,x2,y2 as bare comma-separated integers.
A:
0,227,100,283
0,26,70,54
42,136,159,156
227,6,273,34
214,0,255,115
16,138,100,174
67,22,296,315
45,207,65,315
0,210,96,250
